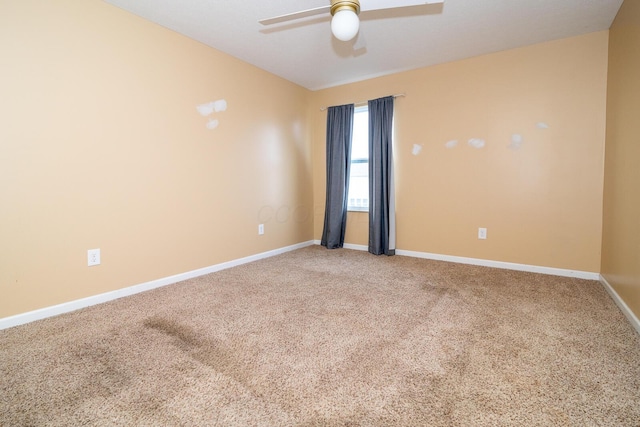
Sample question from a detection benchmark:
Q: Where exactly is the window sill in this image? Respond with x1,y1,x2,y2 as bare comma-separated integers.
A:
347,206,369,213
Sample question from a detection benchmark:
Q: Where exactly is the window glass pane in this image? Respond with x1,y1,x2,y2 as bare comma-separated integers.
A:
351,109,368,159
348,107,368,211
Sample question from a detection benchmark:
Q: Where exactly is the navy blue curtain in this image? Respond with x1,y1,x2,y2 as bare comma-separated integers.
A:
321,104,354,249
368,96,395,256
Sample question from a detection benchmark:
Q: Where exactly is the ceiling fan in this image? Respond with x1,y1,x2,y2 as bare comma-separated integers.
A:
259,0,445,42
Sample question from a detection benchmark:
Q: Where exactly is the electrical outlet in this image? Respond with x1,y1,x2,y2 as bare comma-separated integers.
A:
88,248,101,266
258,224,264,235
478,228,487,240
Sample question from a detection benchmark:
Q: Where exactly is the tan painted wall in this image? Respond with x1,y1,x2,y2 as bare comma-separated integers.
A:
0,0,613,321
602,0,640,319
0,0,313,318
312,32,609,273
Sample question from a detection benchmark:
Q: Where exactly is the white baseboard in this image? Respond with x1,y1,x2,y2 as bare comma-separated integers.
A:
395,249,600,280
312,240,369,252
0,240,315,331
344,243,368,251
313,241,599,280
600,275,640,336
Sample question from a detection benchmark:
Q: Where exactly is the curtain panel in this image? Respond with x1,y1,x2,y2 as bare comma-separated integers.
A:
368,96,396,256
321,104,355,249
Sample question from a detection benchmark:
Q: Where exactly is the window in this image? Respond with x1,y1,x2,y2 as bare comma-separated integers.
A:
348,106,369,211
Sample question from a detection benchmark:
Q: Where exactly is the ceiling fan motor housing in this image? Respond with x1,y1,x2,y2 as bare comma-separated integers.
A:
330,0,360,16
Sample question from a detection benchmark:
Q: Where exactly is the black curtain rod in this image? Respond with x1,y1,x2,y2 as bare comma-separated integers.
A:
320,93,405,111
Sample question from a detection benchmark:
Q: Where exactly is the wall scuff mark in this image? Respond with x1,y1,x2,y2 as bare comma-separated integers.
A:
509,133,523,150
468,138,486,149
197,99,227,130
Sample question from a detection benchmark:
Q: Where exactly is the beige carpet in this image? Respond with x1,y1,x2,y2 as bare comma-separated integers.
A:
1,246,639,426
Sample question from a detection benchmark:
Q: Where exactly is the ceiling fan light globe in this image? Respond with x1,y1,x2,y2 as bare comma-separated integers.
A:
331,9,359,41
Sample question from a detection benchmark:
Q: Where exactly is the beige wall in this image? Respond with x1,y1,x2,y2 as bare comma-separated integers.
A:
0,0,615,321
602,0,640,319
312,32,609,273
0,0,313,318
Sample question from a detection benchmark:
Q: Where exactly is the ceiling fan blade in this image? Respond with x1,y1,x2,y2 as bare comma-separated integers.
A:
259,6,331,26
360,0,444,12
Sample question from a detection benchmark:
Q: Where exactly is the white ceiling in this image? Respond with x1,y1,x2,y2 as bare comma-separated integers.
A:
102,0,623,91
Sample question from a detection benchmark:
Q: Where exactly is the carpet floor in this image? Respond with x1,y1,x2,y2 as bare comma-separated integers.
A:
1,246,639,426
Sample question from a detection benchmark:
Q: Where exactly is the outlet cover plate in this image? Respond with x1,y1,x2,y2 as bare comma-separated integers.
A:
88,249,101,266
478,228,487,240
